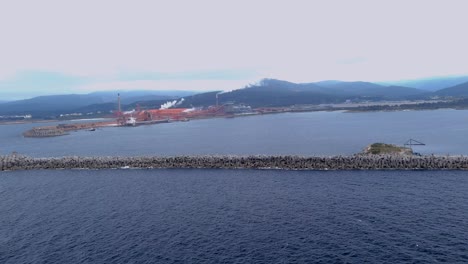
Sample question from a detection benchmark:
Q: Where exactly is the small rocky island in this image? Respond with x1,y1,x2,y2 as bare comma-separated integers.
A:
362,143,413,156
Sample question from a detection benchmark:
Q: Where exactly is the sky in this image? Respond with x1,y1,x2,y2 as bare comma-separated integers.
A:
1,0,468,100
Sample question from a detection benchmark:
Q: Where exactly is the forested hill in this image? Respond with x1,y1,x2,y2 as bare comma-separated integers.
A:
179,79,428,108
434,81,468,97
5,78,468,118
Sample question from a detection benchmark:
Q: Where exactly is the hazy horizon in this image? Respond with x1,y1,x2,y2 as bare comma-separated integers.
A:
1,0,468,100
2,74,468,101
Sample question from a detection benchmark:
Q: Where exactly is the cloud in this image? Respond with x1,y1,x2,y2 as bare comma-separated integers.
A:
337,57,367,65
1,0,468,97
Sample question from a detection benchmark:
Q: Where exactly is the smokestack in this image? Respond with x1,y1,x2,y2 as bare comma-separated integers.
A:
117,93,121,113
216,93,219,106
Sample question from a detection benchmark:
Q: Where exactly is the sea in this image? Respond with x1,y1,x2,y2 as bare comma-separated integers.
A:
1,110,468,263
2,109,468,157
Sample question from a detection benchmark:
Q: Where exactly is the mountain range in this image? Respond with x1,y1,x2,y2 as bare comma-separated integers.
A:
178,79,430,108
379,76,468,91
0,90,196,116
2,76,468,118
434,81,468,97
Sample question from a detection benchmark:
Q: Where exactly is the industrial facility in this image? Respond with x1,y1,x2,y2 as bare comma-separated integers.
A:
23,94,256,137
115,94,251,126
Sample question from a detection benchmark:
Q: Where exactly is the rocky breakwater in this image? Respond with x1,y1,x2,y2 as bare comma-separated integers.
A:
2,154,468,171
23,127,68,137
23,121,118,138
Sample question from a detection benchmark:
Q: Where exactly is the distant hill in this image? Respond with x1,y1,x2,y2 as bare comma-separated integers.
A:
0,79,443,117
0,94,106,116
434,81,468,97
125,98,182,110
178,79,428,108
313,80,345,87
314,81,427,98
0,90,197,116
173,91,221,108
71,102,118,115
88,90,197,104
274,79,427,98
379,76,468,91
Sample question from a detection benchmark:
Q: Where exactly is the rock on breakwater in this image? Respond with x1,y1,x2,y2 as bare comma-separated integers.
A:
2,154,468,171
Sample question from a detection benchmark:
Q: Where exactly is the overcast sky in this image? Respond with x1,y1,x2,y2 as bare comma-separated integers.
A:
1,0,468,99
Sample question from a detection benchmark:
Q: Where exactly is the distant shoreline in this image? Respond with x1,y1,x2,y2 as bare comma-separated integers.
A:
0,101,462,127
0,119,59,125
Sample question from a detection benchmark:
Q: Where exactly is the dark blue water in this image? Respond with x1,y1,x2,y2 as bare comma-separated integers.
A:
1,169,467,263
2,109,468,157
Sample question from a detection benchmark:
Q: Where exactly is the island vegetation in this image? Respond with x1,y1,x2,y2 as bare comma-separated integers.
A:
362,143,413,155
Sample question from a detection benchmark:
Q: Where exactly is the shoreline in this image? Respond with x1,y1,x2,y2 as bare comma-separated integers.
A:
0,117,114,126
2,154,468,171
0,100,458,127
13,107,465,138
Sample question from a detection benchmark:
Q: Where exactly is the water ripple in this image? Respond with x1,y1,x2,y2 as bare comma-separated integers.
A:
1,169,467,263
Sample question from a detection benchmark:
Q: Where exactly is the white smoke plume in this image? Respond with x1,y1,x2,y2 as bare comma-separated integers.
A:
160,98,185,109
123,110,135,115
176,98,185,106
160,100,178,109
217,90,233,95
182,108,196,113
